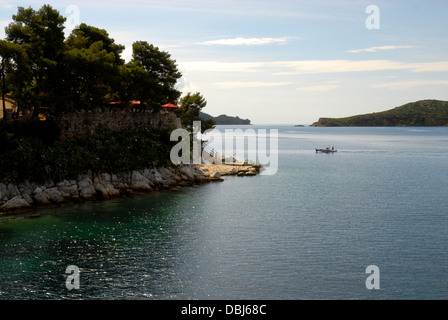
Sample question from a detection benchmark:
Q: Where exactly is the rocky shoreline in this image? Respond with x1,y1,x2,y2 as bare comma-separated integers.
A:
0,162,262,215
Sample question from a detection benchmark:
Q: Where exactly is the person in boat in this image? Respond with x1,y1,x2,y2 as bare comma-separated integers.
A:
331,146,334,151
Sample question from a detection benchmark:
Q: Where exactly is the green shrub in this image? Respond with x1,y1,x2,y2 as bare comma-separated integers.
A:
0,123,174,184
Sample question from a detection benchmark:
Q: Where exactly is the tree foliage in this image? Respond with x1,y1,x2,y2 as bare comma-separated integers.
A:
0,122,173,183
313,99,448,127
179,92,215,132
130,41,182,110
5,5,66,116
0,40,26,120
0,5,219,184
63,24,124,111
0,5,186,117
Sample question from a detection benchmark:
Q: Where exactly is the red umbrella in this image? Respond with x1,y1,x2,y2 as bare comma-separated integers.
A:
161,103,181,110
109,100,141,105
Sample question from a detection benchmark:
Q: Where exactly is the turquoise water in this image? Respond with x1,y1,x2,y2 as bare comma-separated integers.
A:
0,126,447,299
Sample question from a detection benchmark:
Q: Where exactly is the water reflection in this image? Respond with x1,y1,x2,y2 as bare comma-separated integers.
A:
0,188,211,299
1,127,447,299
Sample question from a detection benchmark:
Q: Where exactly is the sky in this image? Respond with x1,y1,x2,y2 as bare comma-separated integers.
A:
1,0,447,124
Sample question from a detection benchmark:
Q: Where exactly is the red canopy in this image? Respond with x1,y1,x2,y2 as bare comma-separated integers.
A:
162,103,181,110
109,100,141,105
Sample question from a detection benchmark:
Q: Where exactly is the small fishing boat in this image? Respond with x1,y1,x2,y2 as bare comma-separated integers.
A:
315,147,337,153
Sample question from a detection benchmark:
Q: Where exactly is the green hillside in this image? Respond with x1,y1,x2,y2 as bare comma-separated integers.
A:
312,100,448,127
200,112,251,125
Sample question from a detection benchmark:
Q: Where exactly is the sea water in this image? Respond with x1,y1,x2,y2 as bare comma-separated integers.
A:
0,126,447,299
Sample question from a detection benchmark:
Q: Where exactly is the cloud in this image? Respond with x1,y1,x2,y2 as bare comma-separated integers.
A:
409,61,448,72
198,37,291,46
0,1,15,9
373,80,448,89
180,60,448,75
0,19,12,38
214,81,292,89
176,73,200,93
121,46,133,63
179,61,267,73
348,45,414,53
296,84,339,92
276,60,448,74
276,60,413,74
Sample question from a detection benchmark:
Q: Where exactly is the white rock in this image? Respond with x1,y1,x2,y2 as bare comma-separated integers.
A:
23,194,34,205
94,181,109,199
33,187,50,205
158,167,177,186
33,186,43,194
191,166,206,178
179,165,195,180
0,183,5,199
78,178,96,199
131,170,145,182
105,184,121,197
114,182,128,190
6,183,20,199
18,181,34,195
1,195,31,211
59,184,79,199
43,187,65,203
102,172,111,182
43,179,55,188
131,181,152,192
57,180,71,188
148,168,164,184
158,167,175,179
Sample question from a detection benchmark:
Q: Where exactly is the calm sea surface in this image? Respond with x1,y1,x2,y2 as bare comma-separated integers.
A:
0,126,447,300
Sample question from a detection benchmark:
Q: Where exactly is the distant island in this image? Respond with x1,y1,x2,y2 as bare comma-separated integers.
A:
312,100,448,127
200,112,251,125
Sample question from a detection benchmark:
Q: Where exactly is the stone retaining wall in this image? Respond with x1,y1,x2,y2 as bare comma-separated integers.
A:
53,108,182,140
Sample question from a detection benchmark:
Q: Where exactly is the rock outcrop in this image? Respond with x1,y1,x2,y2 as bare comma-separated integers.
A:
197,162,263,178
0,162,262,215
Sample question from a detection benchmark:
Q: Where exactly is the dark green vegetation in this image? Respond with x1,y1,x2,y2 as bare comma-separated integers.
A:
0,6,215,184
179,92,216,132
200,112,251,125
0,121,173,183
312,100,448,127
0,5,182,121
